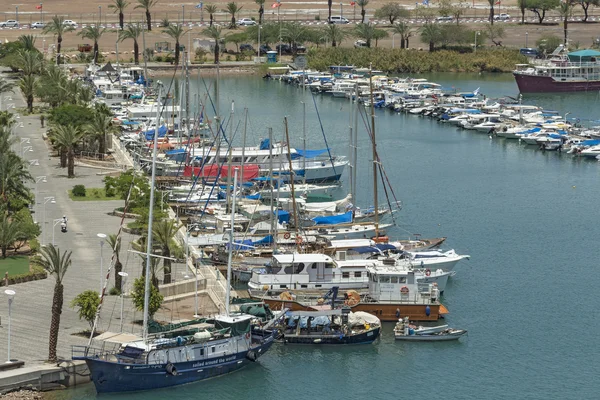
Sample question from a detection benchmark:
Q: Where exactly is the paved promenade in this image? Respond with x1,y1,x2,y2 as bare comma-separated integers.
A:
0,72,217,365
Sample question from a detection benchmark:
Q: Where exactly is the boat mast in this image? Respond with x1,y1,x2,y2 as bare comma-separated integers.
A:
302,101,306,186
352,82,358,210
142,83,162,343
185,50,190,136
369,66,379,237
348,83,354,207
241,108,248,182
268,127,275,244
226,101,235,213
225,168,238,316
141,24,148,87
284,117,300,252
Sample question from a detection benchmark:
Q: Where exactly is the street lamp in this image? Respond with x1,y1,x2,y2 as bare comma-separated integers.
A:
525,31,529,48
42,196,55,246
98,6,101,26
97,233,107,294
18,138,30,156
118,271,129,332
392,33,396,49
340,2,343,18
257,25,263,61
474,31,480,53
4,289,15,363
182,4,185,24
33,176,46,223
186,224,202,317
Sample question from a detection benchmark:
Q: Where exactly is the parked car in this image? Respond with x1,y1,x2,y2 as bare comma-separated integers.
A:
494,13,511,21
276,44,292,55
237,18,257,26
259,44,272,54
328,16,349,24
0,20,19,28
78,43,93,52
240,44,255,52
354,40,368,48
31,21,46,29
435,16,454,22
63,19,78,27
519,48,539,58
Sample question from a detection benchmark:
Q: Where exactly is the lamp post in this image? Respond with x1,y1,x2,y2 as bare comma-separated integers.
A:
52,218,63,245
18,138,30,156
98,6,101,26
40,3,43,23
97,233,107,294
257,25,262,61
15,6,18,23
33,176,46,223
182,4,185,24
340,2,343,18
4,289,15,363
186,224,201,317
392,33,396,49
42,196,55,246
118,271,129,332
474,31,480,53
525,31,529,48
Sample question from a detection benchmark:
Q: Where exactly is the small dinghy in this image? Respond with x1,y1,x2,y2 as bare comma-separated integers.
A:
393,317,467,342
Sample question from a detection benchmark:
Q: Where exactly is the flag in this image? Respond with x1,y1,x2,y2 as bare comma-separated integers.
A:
494,0,501,4
350,1,356,5
195,2,203,8
36,4,42,9
271,2,281,8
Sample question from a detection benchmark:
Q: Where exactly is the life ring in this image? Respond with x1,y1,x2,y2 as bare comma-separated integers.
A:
295,236,303,244
425,269,431,277
400,286,409,294
283,232,291,239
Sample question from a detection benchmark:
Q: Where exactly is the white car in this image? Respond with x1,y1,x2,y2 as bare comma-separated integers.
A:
0,20,19,28
494,13,511,21
62,19,78,27
237,18,257,26
31,21,46,29
435,16,454,22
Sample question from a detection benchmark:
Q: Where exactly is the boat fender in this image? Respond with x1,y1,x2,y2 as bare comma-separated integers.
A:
425,305,431,317
176,336,184,346
166,362,177,376
395,308,400,318
425,269,431,277
283,232,291,239
246,351,258,362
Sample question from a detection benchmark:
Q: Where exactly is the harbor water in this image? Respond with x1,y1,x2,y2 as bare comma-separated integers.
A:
56,72,600,399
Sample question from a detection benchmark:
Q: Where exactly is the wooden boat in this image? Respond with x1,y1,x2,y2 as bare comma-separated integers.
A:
393,317,467,341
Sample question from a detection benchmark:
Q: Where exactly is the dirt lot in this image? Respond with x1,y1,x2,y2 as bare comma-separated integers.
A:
1,1,599,60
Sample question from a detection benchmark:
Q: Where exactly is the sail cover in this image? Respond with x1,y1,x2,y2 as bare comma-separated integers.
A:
312,211,352,225
292,148,329,159
183,165,260,181
144,125,167,140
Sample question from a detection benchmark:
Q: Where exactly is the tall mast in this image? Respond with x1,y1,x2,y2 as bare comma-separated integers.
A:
225,168,238,316
241,108,248,182
302,101,306,186
226,101,235,213
185,50,190,135
284,117,300,252
352,82,358,209
141,24,148,86
369,66,379,237
142,83,161,342
348,84,354,206
268,127,275,244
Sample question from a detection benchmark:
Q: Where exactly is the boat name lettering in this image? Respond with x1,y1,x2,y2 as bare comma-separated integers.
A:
192,355,236,368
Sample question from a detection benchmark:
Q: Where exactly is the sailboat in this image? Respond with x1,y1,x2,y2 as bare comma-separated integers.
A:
72,85,275,394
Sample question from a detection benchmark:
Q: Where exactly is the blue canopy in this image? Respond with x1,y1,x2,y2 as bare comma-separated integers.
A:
581,139,600,146
144,125,167,140
350,243,396,254
245,193,261,200
166,148,186,155
253,235,274,246
275,210,290,224
121,121,140,125
227,240,254,251
312,211,352,225
292,148,329,159
260,138,270,150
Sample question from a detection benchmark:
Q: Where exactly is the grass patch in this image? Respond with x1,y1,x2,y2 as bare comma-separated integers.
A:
0,256,30,275
68,188,117,201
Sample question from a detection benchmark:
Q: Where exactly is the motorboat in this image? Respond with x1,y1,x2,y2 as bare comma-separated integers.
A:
393,317,467,341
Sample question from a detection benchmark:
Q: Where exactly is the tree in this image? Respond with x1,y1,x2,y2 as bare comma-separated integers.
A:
354,23,377,47
224,2,243,29
420,23,442,51
255,0,266,24
19,75,38,113
51,124,84,178
328,0,333,22
536,34,562,54
109,0,130,30
106,234,123,291
0,77,14,99
373,28,388,47
18,35,37,51
528,0,560,24
131,276,163,320
42,15,75,64
135,0,158,31
226,32,248,53
119,24,142,64
579,0,600,22
85,112,115,156
0,152,32,208
152,219,182,284
203,26,223,64
205,4,217,27
357,0,369,24
282,22,308,53
78,26,106,64
517,0,527,23
488,0,496,24
31,244,71,362
163,24,189,65
374,3,410,25
391,21,413,48
49,104,94,128
415,4,438,23
558,1,572,45
485,22,505,46
0,213,23,258
322,23,346,47
70,290,101,330
16,49,43,77
12,208,40,252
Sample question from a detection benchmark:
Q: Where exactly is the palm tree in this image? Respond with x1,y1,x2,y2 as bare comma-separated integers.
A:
0,152,32,205
205,4,217,27
517,0,526,24
354,23,376,47
19,75,38,113
135,0,159,31
109,0,130,30
255,0,266,24
163,24,189,65
420,23,441,52
373,28,388,47
282,22,308,54
487,0,495,24
119,24,142,64
16,50,43,79
18,35,37,51
203,26,223,64
78,26,106,64
0,77,13,99
51,124,84,178
85,112,114,156
328,0,333,22
0,214,23,258
357,0,369,24
225,2,243,29
131,237,160,289
152,219,182,284
392,21,413,49
558,1,571,46
322,23,346,47
31,244,71,363
43,15,75,64
106,234,123,291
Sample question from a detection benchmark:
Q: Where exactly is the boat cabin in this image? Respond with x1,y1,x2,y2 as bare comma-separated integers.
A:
366,265,439,303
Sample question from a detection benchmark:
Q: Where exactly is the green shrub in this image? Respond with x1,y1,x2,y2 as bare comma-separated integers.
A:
72,184,86,197
29,238,40,253
109,286,121,296
70,290,101,329
155,55,163,62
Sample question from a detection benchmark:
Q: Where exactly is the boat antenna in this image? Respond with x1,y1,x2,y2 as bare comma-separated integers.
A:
369,64,379,238
284,117,300,252
225,168,239,316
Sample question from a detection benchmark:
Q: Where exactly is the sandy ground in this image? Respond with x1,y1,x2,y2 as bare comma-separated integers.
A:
1,1,599,61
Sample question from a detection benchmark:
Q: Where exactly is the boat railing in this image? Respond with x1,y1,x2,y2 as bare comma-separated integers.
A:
72,345,115,361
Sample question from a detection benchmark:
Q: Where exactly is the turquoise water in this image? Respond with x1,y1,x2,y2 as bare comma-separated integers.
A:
58,73,600,398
